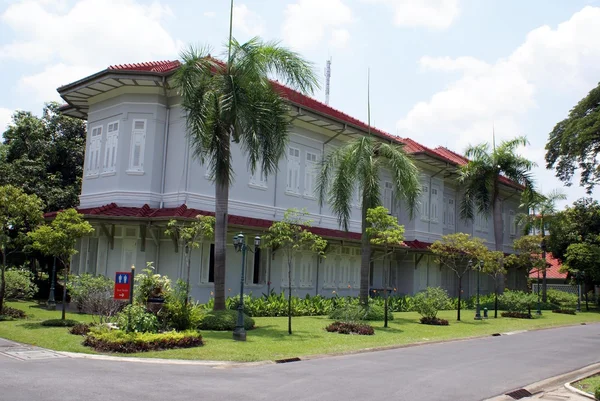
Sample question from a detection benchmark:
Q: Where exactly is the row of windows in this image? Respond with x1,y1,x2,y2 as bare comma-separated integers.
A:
86,119,146,177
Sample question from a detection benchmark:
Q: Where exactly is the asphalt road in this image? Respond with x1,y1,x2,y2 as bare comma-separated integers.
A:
1,324,599,401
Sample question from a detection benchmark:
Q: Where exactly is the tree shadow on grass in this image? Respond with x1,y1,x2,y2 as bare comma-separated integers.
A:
18,322,46,330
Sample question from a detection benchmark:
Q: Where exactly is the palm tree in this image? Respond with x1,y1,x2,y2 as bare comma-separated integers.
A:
458,136,535,253
516,188,566,301
173,38,318,310
317,136,420,305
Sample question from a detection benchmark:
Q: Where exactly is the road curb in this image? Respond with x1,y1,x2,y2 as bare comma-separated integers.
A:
565,377,597,400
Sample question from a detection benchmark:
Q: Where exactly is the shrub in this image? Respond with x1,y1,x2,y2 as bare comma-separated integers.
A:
116,305,159,333
41,319,80,327
67,274,124,322
501,311,532,319
83,329,203,353
552,309,576,315
499,290,537,313
325,321,374,335
134,263,171,304
198,309,255,331
420,317,449,325
159,280,204,331
546,289,578,308
328,304,393,322
1,267,38,300
1,306,26,319
69,323,92,335
413,287,450,319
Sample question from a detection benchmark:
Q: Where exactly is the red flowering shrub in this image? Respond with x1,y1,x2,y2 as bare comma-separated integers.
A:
325,321,374,335
420,317,449,326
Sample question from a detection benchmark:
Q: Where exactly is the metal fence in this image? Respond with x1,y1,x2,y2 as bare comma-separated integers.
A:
531,283,580,299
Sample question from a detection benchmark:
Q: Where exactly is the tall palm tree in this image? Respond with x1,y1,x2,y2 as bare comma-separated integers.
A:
517,188,566,301
317,136,420,305
173,39,318,310
458,136,535,253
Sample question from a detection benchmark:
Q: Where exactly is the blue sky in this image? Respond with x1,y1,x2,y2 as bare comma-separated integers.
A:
1,0,599,207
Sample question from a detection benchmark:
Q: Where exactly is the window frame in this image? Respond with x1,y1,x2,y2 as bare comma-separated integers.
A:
286,146,301,195
102,120,119,175
86,125,103,177
127,119,147,175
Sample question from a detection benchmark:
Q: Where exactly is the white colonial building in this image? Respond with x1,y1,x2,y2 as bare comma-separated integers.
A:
55,60,527,302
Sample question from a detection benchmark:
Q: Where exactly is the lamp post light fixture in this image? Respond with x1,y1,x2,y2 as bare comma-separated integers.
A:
232,233,261,341
475,260,483,320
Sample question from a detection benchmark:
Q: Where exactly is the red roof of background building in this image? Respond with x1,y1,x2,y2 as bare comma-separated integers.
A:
529,253,567,280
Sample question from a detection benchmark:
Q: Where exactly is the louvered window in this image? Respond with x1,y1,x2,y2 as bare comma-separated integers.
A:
86,126,102,176
103,121,119,173
128,120,146,173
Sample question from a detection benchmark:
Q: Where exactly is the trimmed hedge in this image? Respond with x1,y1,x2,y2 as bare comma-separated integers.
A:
552,309,576,315
84,329,203,353
328,304,393,322
198,309,255,331
41,319,80,327
325,321,374,335
501,312,532,319
1,306,26,319
420,317,449,326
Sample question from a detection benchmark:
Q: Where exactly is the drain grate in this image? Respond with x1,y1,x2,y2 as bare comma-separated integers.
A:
274,357,301,364
505,389,533,399
0,347,66,361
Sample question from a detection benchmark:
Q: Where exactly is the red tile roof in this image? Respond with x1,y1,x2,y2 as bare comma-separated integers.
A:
108,60,181,73
529,253,567,279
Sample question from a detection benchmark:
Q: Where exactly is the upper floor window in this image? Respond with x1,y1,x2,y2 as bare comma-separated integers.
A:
86,126,102,176
103,121,119,174
249,166,267,189
128,120,146,174
474,211,489,233
420,184,429,220
304,152,319,199
430,186,439,222
286,146,301,194
509,210,516,236
443,197,455,229
383,181,394,214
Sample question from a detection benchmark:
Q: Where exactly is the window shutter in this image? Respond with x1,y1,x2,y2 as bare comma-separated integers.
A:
384,182,393,213
286,147,301,194
421,185,429,220
448,199,455,227
430,187,439,221
304,152,318,198
129,120,146,172
509,211,516,236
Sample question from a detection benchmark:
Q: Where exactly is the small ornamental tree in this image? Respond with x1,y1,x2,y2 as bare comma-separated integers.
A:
430,233,487,321
28,209,93,320
165,215,215,306
263,209,327,335
0,185,44,313
366,206,405,328
481,250,506,318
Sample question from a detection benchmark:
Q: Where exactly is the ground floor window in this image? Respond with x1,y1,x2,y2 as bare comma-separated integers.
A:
200,243,215,284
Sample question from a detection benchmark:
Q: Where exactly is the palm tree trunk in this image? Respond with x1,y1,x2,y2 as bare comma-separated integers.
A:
359,195,371,306
0,246,6,313
213,181,229,311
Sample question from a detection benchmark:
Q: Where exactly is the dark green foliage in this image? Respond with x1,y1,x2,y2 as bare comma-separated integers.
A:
83,328,203,353
159,281,204,331
501,312,533,319
0,103,86,212
546,289,578,308
116,305,159,333
41,318,79,327
552,309,576,315
1,268,38,300
198,309,255,331
328,303,393,322
595,386,599,400
69,323,92,335
1,306,26,319
498,290,538,313
325,321,374,335
420,317,449,325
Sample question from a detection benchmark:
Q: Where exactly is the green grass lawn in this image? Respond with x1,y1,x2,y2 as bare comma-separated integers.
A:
574,373,600,395
2,301,600,362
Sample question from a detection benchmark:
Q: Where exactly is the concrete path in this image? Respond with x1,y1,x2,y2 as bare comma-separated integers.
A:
1,323,599,401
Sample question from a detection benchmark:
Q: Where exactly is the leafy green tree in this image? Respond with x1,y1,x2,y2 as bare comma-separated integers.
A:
430,233,488,321
0,103,86,211
318,136,420,305
564,243,600,284
172,38,318,311
0,185,44,312
506,234,545,308
481,250,506,318
545,83,600,193
366,206,405,327
28,209,94,320
165,215,215,306
458,136,535,252
516,188,566,302
263,209,327,334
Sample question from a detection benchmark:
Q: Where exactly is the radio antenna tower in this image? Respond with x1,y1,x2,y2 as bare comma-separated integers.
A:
324,58,332,105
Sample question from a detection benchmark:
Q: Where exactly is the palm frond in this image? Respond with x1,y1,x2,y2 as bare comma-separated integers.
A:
377,143,421,218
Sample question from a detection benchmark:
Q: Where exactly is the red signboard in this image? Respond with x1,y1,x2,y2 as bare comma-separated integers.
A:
114,272,132,300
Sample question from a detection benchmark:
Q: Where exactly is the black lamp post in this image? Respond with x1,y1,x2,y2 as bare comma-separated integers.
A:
232,233,260,341
537,238,546,316
47,257,57,310
475,260,483,320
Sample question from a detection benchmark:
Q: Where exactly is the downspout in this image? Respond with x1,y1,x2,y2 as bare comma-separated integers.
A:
427,165,448,236
159,76,171,209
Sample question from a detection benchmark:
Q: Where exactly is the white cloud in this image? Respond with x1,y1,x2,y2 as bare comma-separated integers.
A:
1,0,182,101
364,0,460,29
233,4,265,37
397,6,600,203
0,108,13,134
282,0,353,50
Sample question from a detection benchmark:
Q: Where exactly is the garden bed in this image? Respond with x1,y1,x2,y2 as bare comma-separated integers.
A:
83,329,203,353
325,321,374,335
